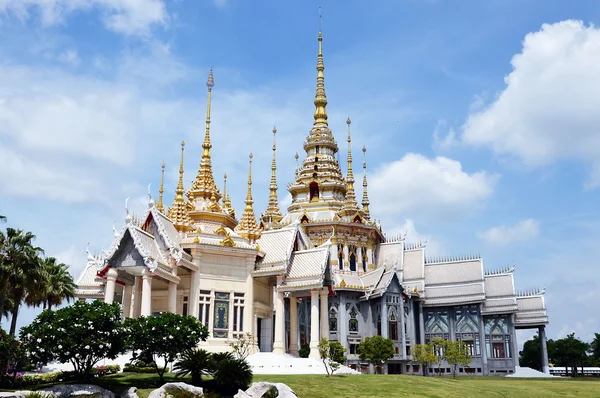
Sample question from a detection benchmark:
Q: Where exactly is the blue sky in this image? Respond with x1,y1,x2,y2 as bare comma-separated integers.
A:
1,0,599,346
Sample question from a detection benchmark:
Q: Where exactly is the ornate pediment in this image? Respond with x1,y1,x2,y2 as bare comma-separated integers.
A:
215,226,227,236
220,235,235,247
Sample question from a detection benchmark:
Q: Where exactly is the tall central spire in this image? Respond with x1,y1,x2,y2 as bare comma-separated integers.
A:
261,126,283,227
188,68,222,202
313,30,328,126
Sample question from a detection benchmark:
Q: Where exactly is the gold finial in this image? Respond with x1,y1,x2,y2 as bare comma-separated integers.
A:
157,162,166,213
362,145,370,219
262,126,282,227
313,28,328,126
222,172,235,217
188,68,222,202
168,141,193,231
342,117,358,211
235,152,261,241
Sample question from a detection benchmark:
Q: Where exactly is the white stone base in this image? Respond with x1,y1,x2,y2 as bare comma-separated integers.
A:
246,352,361,375
505,366,558,378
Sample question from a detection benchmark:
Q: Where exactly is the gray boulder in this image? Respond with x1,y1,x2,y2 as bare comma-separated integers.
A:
0,392,30,398
39,385,115,398
120,387,139,398
147,382,204,398
234,382,297,398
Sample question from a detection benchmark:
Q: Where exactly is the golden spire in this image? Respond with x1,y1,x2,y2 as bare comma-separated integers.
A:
235,153,261,241
156,162,165,213
261,126,283,227
188,68,222,202
222,173,236,218
343,117,358,210
362,145,370,219
168,141,193,231
313,30,328,126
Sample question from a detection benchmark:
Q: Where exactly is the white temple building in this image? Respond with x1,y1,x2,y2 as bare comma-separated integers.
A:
75,30,549,376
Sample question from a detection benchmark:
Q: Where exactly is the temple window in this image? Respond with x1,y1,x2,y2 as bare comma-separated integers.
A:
424,310,450,342
455,306,481,357
329,307,338,332
198,290,211,327
485,316,511,359
349,246,357,272
213,291,230,338
338,245,344,270
309,182,319,201
233,292,245,338
182,296,189,316
388,309,399,341
348,305,359,334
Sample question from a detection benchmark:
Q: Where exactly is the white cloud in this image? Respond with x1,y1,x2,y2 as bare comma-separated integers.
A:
0,0,168,35
478,219,540,246
369,153,498,221
57,49,80,66
460,20,600,187
432,119,458,150
385,218,445,256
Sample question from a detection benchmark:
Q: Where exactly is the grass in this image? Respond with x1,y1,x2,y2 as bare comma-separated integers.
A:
90,372,600,398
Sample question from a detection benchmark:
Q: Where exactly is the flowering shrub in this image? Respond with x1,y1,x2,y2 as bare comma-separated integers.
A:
20,301,127,381
0,326,19,374
124,312,208,382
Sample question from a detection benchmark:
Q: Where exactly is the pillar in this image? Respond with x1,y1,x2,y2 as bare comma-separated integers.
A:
208,290,215,336
122,284,133,318
381,294,388,338
539,326,550,374
104,268,118,304
357,245,363,272
141,269,153,316
400,295,407,360
418,301,425,344
320,288,328,340
168,282,177,314
289,296,299,355
478,304,488,376
132,276,142,318
366,245,373,270
189,270,200,320
309,289,320,359
511,315,520,365
339,294,347,350
243,262,255,349
273,289,285,354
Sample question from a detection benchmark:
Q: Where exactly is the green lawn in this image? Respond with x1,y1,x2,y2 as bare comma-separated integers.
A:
90,372,600,398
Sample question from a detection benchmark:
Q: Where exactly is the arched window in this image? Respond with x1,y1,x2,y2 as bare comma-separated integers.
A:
348,305,359,334
329,307,338,332
349,246,357,272
309,182,319,202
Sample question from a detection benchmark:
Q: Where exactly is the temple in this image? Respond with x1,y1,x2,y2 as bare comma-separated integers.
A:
75,30,549,376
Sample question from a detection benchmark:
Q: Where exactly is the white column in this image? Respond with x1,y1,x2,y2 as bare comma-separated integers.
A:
339,294,347,350
539,326,550,374
168,282,177,314
400,295,407,360
342,245,349,271
141,269,153,316
208,290,215,336
357,246,363,272
132,276,142,318
243,260,255,349
122,284,133,318
418,301,425,344
289,296,299,355
320,288,328,340
366,245,373,270
479,304,488,376
189,270,200,320
309,289,320,359
104,268,118,304
228,290,235,339
273,288,285,354
381,294,388,338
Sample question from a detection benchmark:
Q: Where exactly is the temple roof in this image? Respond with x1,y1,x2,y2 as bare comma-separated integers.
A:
280,244,330,291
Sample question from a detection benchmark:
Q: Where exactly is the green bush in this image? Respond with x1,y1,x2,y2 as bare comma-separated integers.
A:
298,342,310,358
123,364,169,374
212,357,253,395
173,348,213,386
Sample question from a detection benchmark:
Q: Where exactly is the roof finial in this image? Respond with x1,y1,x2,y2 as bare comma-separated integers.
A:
157,162,165,213
362,145,370,219
313,22,328,126
112,221,119,238
342,117,358,211
168,141,193,231
188,68,221,201
262,126,283,227
235,153,261,241
222,172,235,218
294,152,300,176
148,183,155,208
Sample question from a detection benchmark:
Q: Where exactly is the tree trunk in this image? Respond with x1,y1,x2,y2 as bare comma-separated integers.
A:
0,278,9,319
9,300,20,336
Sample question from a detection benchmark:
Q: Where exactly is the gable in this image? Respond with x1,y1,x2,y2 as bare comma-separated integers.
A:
108,230,145,268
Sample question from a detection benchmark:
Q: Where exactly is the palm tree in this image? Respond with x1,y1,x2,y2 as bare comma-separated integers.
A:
27,257,77,311
0,228,44,335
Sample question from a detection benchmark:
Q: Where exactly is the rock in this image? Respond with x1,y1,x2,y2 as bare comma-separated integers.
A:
120,387,139,398
0,392,30,398
234,382,297,398
39,385,115,398
147,382,204,398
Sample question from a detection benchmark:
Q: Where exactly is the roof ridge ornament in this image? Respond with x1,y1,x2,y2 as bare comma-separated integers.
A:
147,183,155,208
361,145,370,219
261,126,283,228
235,153,261,242
157,163,165,213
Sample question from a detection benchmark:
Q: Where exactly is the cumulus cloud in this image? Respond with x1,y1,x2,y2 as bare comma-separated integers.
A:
368,153,498,221
385,219,445,256
458,20,600,187
478,219,540,246
0,0,168,35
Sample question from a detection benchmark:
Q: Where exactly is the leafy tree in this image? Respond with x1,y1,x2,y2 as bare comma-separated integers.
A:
590,333,600,366
358,335,395,374
20,301,127,381
429,337,445,375
173,348,213,386
124,312,209,382
443,340,472,378
229,332,255,360
412,343,438,377
318,338,346,375
26,257,76,311
553,333,589,376
0,326,19,374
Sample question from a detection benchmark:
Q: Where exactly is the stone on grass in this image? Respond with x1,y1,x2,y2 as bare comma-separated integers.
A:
147,382,204,398
234,382,297,398
0,392,30,398
39,384,115,398
120,387,139,398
